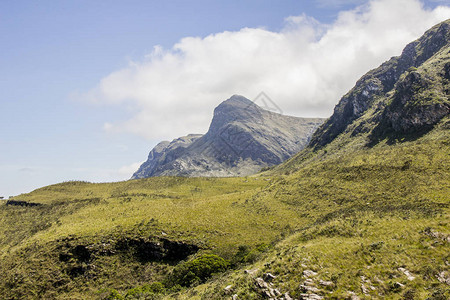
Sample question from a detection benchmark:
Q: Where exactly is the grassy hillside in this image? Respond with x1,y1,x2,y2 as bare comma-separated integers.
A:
1,19,448,300
0,120,448,299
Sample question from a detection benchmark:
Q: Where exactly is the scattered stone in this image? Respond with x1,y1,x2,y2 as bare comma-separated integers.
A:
398,267,415,281
299,284,320,293
304,278,315,286
273,288,282,296
284,292,293,300
319,280,334,287
263,272,277,282
224,285,233,294
374,276,384,284
232,294,238,300
347,291,360,300
255,277,269,289
245,268,259,275
437,271,450,285
299,293,323,300
253,277,290,299
423,228,450,243
393,282,405,289
303,270,318,277
361,283,369,295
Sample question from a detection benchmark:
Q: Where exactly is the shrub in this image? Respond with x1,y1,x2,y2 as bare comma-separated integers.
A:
124,282,166,299
167,254,229,287
104,289,124,300
232,244,270,265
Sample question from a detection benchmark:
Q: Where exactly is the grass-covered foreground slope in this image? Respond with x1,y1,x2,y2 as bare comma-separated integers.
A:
191,123,449,300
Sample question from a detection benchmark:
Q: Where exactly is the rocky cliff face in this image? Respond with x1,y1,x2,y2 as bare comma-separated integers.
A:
132,95,325,178
310,19,450,148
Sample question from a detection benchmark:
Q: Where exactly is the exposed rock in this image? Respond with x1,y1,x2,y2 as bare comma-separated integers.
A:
308,19,450,148
132,95,324,178
224,285,233,294
319,280,334,287
361,283,369,295
232,294,239,300
303,278,316,286
254,277,289,299
299,293,323,300
437,271,450,285
245,268,259,275
398,267,416,281
346,291,360,300
303,270,318,277
284,292,293,300
263,273,277,282
255,277,269,290
423,228,450,243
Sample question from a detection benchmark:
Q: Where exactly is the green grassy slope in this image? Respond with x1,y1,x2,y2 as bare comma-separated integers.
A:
0,123,448,299
175,123,450,300
0,177,300,299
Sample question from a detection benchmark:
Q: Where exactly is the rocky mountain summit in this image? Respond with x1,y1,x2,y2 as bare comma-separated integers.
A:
309,19,449,148
132,95,324,178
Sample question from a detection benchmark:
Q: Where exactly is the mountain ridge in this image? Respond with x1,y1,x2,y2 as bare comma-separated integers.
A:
132,95,325,178
309,19,449,149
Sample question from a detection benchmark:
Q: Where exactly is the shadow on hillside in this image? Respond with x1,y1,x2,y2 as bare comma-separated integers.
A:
367,123,435,147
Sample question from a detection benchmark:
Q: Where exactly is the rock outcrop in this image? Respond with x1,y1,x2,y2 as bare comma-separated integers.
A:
309,19,450,148
133,95,324,178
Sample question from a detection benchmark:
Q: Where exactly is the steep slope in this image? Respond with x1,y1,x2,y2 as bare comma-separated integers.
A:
133,95,324,178
309,19,449,149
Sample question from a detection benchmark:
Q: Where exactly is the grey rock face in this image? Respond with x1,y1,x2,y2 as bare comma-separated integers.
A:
310,19,450,148
132,95,325,179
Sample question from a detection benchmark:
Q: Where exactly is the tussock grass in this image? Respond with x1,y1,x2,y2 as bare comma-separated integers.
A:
0,128,448,299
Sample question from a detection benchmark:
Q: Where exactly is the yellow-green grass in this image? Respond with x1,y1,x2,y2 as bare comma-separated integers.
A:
0,128,448,299
187,214,448,299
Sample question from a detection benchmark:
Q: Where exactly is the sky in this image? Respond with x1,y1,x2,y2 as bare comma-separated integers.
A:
1,0,449,198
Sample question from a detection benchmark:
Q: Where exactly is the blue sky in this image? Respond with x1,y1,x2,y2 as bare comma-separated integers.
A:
1,0,449,197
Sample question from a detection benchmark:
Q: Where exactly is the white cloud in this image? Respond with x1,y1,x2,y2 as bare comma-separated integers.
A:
82,0,450,141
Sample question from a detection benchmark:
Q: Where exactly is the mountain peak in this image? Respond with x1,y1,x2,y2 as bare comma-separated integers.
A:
132,95,325,179
225,94,255,105
214,95,258,115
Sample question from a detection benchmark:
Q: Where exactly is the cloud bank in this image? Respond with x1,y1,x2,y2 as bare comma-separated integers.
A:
84,0,450,141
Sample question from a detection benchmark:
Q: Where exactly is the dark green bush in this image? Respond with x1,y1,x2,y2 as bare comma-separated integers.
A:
167,254,229,287
104,289,124,300
232,244,270,265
